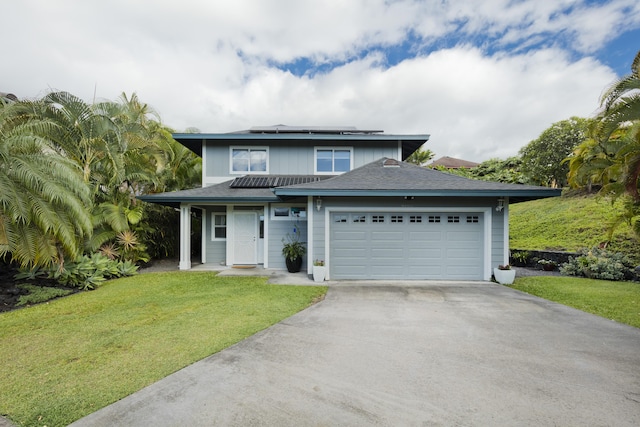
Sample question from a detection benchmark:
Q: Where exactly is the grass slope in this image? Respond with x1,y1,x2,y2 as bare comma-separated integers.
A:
510,194,640,261
0,272,327,427
510,276,640,328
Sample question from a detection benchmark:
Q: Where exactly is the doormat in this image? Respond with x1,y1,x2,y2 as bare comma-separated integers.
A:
232,265,257,269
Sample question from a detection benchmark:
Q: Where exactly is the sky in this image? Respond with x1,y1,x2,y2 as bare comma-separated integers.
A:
2,0,639,162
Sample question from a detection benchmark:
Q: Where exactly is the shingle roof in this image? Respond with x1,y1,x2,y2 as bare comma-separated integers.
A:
140,158,561,207
430,156,479,168
274,158,561,201
138,180,281,207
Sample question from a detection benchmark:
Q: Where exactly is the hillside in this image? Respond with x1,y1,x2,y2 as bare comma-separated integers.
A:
509,194,640,262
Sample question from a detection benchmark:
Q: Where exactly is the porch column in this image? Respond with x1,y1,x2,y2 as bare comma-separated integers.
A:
179,203,191,270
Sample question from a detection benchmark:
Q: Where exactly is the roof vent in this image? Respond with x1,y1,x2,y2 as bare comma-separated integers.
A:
383,158,400,168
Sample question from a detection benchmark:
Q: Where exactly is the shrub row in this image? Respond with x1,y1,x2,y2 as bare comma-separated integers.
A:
16,253,139,290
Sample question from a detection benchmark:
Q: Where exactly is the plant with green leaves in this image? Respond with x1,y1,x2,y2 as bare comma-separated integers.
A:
567,50,640,238
560,248,635,281
0,98,92,268
520,117,589,187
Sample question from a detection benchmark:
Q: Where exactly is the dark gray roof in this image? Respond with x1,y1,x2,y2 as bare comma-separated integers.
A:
140,158,561,207
138,180,280,207
274,158,561,201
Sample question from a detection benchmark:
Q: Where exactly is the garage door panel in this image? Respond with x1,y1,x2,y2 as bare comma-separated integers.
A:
371,265,406,276
408,265,443,276
371,231,404,241
330,211,483,280
408,248,442,259
372,248,404,259
446,231,481,242
409,231,442,240
334,231,368,240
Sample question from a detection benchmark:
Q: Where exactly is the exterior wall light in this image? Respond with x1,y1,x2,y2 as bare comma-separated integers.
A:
496,198,505,212
316,197,322,211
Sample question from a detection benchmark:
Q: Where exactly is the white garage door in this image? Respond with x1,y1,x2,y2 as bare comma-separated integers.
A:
330,212,484,280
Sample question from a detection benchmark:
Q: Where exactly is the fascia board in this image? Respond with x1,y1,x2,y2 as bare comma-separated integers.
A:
273,189,562,198
173,133,430,141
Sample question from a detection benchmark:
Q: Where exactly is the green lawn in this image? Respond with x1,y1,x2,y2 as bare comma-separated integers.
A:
509,276,640,328
0,272,327,427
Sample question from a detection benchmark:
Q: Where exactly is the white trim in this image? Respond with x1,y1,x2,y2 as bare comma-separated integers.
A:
314,146,354,174
211,212,227,241
503,197,510,266
307,196,314,275
229,146,269,175
262,204,269,268
324,206,492,281
397,141,402,160
179,203,192,270
200,208,207,264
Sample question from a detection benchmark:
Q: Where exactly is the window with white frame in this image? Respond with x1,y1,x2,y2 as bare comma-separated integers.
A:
315,147,353,173
271,205,307,220
230,147,268,173
212,213,227,240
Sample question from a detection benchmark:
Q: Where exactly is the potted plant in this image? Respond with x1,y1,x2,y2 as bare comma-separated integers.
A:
282,225,306,273
537,259,557,271
493,264,516,285
313,259,326,282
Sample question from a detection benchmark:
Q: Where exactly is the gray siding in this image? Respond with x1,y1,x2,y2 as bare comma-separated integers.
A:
203,206,226,264
204,140,400,179
268,212,308,270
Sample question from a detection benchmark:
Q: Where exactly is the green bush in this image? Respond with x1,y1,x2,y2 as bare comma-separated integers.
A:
16,253,139,291
560,248,636,281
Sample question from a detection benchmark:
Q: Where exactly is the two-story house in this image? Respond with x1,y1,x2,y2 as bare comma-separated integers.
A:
140,125,560,281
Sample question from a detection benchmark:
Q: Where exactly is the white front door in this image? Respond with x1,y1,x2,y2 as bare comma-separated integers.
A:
233,212,257,264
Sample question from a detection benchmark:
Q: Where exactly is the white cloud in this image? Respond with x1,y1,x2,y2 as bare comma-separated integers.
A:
0,0,632,162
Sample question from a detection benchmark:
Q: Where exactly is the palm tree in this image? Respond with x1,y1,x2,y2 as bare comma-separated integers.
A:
593,49,640,200
0,99,92,267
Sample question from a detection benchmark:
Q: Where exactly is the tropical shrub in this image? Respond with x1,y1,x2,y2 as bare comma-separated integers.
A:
560,248,636,281
16,253,139,290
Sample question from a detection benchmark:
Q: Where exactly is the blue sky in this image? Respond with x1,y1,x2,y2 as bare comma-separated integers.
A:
2,0,639,162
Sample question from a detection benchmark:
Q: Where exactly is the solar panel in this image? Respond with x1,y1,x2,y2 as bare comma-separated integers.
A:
229,175,325,188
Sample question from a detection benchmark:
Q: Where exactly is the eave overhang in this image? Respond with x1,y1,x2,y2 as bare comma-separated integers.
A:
273,188,562,201
173,132,430,160
138,194,281,208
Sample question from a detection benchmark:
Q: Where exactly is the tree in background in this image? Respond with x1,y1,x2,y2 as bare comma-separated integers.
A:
406,145,435,166
434,157,529,184
568,49,640,235
519,117,589,187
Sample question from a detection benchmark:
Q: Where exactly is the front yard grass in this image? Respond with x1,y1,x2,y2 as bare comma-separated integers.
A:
0,271,327,427
510,276,640,328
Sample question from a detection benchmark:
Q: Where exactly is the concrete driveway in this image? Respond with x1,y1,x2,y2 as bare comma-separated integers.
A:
70,282,640,426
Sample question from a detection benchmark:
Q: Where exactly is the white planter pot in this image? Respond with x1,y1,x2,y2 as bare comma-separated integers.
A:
313,266,326,282
494,268,516,285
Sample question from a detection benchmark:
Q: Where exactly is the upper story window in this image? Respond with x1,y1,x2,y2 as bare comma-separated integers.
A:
315,147,353,174
230,147,268,174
